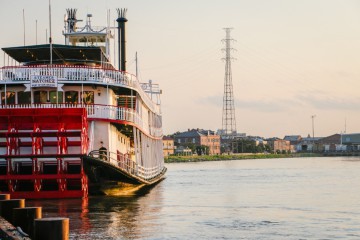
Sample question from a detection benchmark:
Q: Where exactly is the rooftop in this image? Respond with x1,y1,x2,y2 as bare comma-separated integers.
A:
175,129,217,138
284,135,301,141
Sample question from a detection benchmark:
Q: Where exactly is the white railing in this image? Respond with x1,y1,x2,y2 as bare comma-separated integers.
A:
0,65,160,114
0,103,163,138
88,150,165,181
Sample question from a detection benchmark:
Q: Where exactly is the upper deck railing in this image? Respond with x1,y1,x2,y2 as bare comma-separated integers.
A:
0,103,163,138
0,65,160,114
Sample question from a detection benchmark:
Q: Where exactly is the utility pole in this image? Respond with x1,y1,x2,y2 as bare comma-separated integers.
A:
221,28,237,152
36,20,38,45
311,115,316,151
23,9,25,46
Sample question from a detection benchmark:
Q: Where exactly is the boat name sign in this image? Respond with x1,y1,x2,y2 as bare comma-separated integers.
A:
30,75,58,88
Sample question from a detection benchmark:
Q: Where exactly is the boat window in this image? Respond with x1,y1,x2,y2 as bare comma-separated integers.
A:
49,91,63,104
65,91,78,104
81,91,94,104
18,91,31,104
34,91,48,104
1,91,15,105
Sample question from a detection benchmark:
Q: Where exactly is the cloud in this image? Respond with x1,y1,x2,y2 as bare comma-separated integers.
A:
235,98,296,112
197,95,222,107
197,92,360,113
296,93,360,111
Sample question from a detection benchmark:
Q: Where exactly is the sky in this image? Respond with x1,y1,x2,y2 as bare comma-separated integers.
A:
1,0,360,138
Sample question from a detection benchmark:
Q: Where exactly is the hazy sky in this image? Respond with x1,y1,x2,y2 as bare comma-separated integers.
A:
1,0,360,138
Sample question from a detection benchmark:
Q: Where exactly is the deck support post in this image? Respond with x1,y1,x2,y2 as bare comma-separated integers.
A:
13,207,42,238
0,199,25,223
34,217,69,240
0,194,10,200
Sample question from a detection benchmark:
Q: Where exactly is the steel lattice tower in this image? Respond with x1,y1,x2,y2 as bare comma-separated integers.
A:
221,28,237,139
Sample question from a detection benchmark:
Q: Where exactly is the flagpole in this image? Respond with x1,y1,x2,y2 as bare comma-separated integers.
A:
48,0,58,107
3,52,6,106
49,0,53,65
23,9,26,46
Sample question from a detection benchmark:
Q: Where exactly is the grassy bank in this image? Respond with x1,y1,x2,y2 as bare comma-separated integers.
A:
165,153,322,163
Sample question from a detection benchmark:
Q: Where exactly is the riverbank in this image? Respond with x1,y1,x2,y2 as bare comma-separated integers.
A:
164,153,322,163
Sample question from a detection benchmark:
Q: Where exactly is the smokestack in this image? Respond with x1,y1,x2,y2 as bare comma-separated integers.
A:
66,9,77,33
116,8,128,72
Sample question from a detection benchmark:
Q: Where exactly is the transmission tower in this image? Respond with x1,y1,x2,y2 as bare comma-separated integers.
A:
221,28,237,139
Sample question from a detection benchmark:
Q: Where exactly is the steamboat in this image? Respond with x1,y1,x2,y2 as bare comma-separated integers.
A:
0,8,166,198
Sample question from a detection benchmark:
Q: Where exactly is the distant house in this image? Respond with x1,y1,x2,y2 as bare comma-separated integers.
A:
162,136,175,157
174,129,221,155
268,138,291,153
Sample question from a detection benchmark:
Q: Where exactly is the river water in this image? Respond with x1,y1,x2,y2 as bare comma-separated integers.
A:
28,157,360,239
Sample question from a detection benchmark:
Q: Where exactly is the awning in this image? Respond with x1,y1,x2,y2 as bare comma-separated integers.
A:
2,44,109,65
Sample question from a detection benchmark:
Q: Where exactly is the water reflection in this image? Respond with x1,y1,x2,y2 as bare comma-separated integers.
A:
25,158,360,239
27,181,164,239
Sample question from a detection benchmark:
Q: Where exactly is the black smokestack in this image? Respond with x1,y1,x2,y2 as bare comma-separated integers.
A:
116,8,128,72
66,8,77,32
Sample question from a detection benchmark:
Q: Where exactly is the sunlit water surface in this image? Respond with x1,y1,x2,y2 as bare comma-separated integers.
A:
28,157,360,239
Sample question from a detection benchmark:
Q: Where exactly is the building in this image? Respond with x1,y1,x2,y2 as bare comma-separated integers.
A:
174,129,221,155
341,133,360,151
174,146,193,156
268,138,291,153
296,136,323,152
284,135,301,145
162,136,175,157
283,135,302,152
317,134,341,152
248,136,267,146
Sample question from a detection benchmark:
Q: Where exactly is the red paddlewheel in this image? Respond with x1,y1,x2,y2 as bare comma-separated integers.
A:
0,108,89,199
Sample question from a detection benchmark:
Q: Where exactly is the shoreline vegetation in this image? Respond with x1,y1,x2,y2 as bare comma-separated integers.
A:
164,153,323,163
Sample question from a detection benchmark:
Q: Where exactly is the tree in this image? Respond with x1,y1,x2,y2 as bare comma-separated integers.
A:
232,138,272,153
196,145,209,155
235,138,257,153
